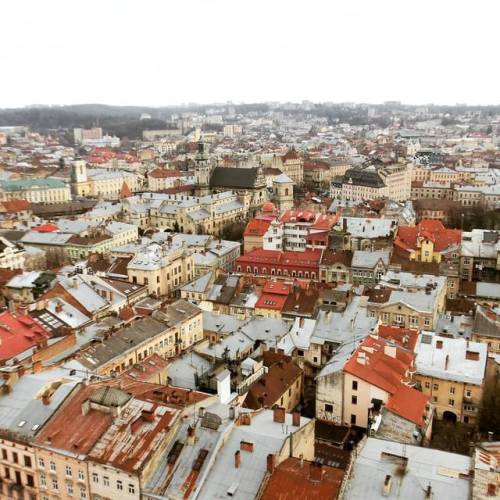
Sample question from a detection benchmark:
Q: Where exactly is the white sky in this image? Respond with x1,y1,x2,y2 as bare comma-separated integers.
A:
0,0,498,107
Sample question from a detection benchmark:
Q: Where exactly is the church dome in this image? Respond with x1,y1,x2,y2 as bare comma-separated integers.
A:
262,202,276,213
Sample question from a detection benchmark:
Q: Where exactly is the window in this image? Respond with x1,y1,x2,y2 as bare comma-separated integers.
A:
324,404,333,413
92,473,98,484
433,384,439,391
129,483,136,494
103,476,110,487
40,473,46,487
117,480,123,490
80,487,87,499
297,350,304,357
65,465,72,477
24,455,32,468
67,483,74,496
4,467,10,479
448,399,455,406
1,449,6,460
449,386,456,394
351,395,357,405
52,478,59,491
424,318,430,327
12,452,18,464
433,396,437,402
465,389,472,398
350,414,356,425
424,381,430,389
78,470,84,481
352,380,358,391
26,474,34,487
50,461,56,472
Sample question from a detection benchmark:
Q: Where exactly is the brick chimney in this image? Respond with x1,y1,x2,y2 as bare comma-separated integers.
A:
234,450,241,468
187,425,196,445
42,394,50,405
55,302,63,314
309,462,323,482
273,407,285,423
436,340,443,349
266,453,276,474
240,441,254,453
292,411,301,427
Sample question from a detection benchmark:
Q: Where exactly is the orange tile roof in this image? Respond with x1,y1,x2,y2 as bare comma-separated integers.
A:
395,219,461,253
385,384,429,426
244,218,271,237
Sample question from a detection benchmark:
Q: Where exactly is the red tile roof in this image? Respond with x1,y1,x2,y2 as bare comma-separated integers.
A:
395,220,461,253
148,168,182,178
282,148,301,161
385,384,429,426
119,181,132,199
344,336,414,395
0,311,51,362
244,218,271,237
262,281,291,295
377,325,419,352
255,292,289,311
32,223,59,232
0,200,31,212
237,248,322,267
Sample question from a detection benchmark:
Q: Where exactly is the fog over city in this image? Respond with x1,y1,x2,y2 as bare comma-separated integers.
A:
1,0,499,107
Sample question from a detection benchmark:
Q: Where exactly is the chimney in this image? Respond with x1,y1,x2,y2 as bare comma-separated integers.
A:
266,453,276,474
445,354,449,371
382,475,392,496
292,411,301,427
436,340,443,349
273,407,285,423
309,462,323,482
55,302,63,313
465,350,479,361
187,425,196,445
234,450,241,468
425,485,433,499
299,317,304,328
240,441,254,453
42,394,50,406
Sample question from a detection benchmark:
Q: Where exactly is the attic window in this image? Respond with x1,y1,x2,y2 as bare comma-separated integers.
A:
17,421,26,427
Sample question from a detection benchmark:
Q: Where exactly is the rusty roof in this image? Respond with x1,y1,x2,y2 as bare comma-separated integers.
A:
260,457,344,500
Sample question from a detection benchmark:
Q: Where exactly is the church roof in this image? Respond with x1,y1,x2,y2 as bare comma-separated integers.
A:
210,166,262,189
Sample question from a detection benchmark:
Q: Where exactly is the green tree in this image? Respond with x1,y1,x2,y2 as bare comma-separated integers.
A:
479,373,500,436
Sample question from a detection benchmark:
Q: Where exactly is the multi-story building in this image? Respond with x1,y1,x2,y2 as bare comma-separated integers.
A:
414,332,487,424
0,235,25,269
368,272,447,330
280,148,304,185
127,242,194,297
394,219,461,263
460,229,500,282
351,250,390,287
0,178,71,204
235,248,322,280
76,300,202,375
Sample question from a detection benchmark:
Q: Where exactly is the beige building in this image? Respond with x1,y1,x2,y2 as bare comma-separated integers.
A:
127,243,194,297
77,301,203,376
414,333,487,424
0,178,71,204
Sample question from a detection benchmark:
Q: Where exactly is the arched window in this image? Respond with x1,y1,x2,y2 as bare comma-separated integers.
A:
271,268,275,275
277,269,282,275
237,266,241,272
246,266,251,272
311,272,316,279
298,271,303,278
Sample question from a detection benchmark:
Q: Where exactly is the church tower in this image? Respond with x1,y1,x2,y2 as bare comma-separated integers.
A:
194,140,211,196
70,157,88,197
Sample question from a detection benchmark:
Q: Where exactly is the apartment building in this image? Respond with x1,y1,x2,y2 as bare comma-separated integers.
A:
414,333,487,424
127,242,194,297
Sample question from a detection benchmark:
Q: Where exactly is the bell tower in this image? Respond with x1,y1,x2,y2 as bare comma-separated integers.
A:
195,140,210,196
70,157,88,197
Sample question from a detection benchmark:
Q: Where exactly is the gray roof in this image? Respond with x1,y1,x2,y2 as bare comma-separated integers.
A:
351,249,391,269
89,386,132,407
210,166,261,189
344,437,471,500
78,316,169,370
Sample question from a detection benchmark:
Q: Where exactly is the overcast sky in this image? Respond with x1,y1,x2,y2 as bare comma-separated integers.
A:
1,0,498,108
